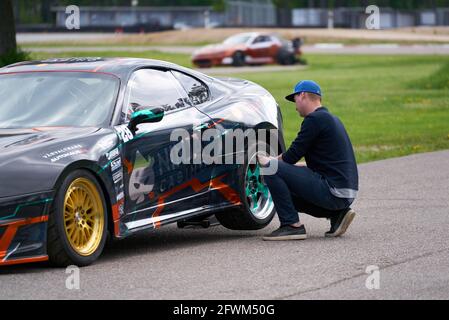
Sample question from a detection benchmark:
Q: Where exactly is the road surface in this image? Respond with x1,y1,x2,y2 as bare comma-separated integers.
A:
1,150,448,299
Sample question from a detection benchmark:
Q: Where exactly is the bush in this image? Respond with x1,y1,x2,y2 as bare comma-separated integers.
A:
0,48,30,68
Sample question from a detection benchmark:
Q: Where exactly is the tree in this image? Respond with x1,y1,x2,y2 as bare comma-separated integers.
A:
0,0,17,56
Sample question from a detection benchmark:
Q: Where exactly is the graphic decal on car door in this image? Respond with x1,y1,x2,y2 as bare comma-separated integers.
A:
128,151,155,204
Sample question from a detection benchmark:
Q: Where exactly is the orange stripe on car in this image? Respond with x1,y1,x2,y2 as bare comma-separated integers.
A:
0,255,48,266
151,174,240,228
111,199,124,237
123,158,134,175
0,216,49,263
208,118,225,129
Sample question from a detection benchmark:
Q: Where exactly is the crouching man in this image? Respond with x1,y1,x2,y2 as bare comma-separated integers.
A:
260,80,359,241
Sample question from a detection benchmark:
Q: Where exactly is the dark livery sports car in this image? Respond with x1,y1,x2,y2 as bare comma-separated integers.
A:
0,57,286,267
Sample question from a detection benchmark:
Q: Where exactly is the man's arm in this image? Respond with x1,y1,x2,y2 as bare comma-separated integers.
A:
282,116,319,164
258,117,318,167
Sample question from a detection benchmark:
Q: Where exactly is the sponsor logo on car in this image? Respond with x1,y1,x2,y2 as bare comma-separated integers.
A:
115,125,134,143
107,148,120,161
42,144,87,162
111,158,122,171
112,170,123,184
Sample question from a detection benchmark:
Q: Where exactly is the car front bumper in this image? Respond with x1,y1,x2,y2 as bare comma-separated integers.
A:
0,191,53,266
192,52,233,67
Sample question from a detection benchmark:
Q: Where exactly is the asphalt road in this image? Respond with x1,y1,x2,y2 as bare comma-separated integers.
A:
1,150,449,300
26,44,449,55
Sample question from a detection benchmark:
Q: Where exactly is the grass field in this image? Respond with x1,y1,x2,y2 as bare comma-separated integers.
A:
29,51,449,164
235,55,449,163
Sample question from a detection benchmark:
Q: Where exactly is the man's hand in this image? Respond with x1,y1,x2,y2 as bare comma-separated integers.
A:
257,154,275,167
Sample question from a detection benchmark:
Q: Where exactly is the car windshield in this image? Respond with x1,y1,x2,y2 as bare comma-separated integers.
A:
223,34,252,45
0,72,119,129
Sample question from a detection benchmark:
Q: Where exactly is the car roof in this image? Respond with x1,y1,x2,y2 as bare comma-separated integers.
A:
0,57,183,80
227,32,277,38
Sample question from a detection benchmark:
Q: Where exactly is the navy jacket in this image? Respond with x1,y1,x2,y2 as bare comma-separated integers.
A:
282,107,359,199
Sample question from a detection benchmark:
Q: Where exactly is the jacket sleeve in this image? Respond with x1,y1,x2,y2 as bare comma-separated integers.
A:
282,116,319,164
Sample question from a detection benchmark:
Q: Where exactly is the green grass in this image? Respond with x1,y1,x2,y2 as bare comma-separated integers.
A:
29,51,449,163
411,61,449,90
249,55,449,163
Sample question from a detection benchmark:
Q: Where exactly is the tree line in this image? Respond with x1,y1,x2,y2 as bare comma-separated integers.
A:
283,0,449,9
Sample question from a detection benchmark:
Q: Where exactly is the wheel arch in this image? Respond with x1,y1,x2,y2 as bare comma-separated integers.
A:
52,160,115,240
253,121,285,156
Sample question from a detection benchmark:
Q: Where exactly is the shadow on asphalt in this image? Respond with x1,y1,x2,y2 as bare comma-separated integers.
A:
100,225,256,262
0,219,347,274
0,262,50,275
0,224,258,274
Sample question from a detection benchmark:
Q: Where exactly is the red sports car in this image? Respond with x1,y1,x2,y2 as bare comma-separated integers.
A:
192,32,302,68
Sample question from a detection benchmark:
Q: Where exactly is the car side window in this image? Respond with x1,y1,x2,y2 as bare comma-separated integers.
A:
253,36,270,44
122,69,193,123
172,70,210,106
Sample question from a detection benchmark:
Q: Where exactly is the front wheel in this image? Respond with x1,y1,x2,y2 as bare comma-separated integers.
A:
232,51,246,67
216,146,275,230
47,170,108,267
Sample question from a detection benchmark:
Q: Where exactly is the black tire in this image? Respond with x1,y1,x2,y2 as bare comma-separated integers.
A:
47,169,108,267
232,51,246,67
215,143,276,230
277,49,296,65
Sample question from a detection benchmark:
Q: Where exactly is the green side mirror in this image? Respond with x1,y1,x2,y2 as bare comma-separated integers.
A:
128,107,165,132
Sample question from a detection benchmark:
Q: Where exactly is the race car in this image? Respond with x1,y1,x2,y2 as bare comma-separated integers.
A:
192,32,302,68
0,57,286,267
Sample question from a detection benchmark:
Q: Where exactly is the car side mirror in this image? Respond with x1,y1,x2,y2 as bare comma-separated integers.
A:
128,107,165,133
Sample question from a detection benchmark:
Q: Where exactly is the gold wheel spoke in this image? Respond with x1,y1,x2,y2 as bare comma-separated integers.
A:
64,212,73,220
85,212,94,220
82,192,88,207
72,229,79,246
67,194,75,206
66,222,75,230
78,229,85,246
84,227,92,241
69,227,76,239
84,198,94,211
78,230,84,246
64,178,104,256
64,212,74,220
83,229,89,245
85,213,96,222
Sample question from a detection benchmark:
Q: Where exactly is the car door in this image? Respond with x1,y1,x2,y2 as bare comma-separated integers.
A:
248,35,275,60
171,69,243,210
119,68,213,230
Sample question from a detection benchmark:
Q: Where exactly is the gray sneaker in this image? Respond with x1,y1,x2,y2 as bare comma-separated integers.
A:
263,225,307,241
325,209,356,237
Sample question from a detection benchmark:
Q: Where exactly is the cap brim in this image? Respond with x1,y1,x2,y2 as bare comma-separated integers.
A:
285,93,296,102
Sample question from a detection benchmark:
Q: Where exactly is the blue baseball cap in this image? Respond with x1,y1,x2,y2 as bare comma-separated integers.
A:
285,80,322,102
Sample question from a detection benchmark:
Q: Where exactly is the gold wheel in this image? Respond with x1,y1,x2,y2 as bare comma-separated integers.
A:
63,178,105,256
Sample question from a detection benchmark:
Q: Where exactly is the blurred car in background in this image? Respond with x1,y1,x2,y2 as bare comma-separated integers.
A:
192,32,302,68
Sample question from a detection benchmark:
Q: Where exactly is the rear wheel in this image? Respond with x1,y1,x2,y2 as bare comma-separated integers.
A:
277,49,296,65
216,145,275,230
232,51,246,67
47,170,108,267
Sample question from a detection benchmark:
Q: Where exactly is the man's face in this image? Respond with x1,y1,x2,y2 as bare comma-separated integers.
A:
294,93,307,117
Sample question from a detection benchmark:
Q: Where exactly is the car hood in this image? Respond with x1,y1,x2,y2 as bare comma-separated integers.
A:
0,126,112,198
0,127,99,154
194,43,246,56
